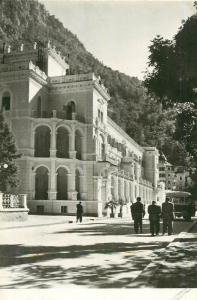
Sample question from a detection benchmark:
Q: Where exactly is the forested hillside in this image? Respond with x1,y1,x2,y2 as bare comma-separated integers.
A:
0,0,185,165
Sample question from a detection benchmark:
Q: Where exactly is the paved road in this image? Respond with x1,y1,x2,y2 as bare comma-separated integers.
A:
0,217,195,288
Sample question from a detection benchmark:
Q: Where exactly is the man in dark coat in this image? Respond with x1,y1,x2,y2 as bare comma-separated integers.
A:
162,197,174,235
148,200,161,236
76,201,83,223
130,197,145,234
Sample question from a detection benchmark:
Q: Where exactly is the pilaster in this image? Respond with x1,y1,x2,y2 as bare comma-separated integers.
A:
48,160,57,200
69,133,76,159
50,122,57,157
67,173,77,200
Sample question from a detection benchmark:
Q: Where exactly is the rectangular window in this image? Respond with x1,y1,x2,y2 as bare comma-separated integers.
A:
61,206,67,214
37,205,44,214
160,174,165,177
159,167,165,171
2,96,10,111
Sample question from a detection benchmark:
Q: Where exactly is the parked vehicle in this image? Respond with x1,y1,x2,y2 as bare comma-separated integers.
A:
166,190,195,221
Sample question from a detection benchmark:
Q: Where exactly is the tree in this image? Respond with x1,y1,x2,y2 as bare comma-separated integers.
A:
0,113,21,192
104,199,119,218
144,6,197,193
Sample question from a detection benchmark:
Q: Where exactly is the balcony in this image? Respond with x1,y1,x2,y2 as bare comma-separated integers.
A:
31,110,86,123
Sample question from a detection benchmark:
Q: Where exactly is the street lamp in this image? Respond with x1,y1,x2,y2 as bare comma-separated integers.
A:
0,163,8,170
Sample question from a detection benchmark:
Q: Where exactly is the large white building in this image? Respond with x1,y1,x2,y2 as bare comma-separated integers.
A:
0,42,162,216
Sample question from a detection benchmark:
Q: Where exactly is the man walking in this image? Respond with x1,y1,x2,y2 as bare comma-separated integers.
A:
76,201,83,223
148,200,161,236
130,197,145,234
162,197,174,235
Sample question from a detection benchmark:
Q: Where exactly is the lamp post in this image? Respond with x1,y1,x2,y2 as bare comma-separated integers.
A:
0,163,8,169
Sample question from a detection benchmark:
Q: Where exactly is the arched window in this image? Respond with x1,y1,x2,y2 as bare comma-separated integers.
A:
75,130,82,160
34,126,50,157
75,169,81,200
56,127,69,158
67,101,76,120
2,91,11,111
35,167,49,200
57,167,68,200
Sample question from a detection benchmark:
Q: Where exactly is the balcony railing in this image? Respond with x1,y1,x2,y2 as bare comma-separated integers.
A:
0,193,28,209
31,110,86,122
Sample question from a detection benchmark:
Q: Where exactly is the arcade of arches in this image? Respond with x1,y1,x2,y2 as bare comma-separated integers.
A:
34,166,83,200
34,125,83,159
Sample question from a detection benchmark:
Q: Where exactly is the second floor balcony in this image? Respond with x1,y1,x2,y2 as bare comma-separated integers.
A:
31,110,86,123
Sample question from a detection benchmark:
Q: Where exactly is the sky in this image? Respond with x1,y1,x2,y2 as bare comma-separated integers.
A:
40,0,195,79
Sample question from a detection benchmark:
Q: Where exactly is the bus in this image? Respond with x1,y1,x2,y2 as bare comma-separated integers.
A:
165,190,196,221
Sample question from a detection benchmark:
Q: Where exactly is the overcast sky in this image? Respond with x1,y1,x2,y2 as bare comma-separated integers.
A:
40,0,195,79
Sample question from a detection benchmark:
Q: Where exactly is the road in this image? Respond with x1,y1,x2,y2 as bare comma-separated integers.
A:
0,216,195,288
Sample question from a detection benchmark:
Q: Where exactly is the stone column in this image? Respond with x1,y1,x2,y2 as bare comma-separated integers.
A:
32,171,36,200
19,194,28,209
50,122,57,157
130,181,135,203
79,175,87,200
120,178,125,200
30,125,35,156
69,133,76,159
48,160,57,200
26,161,34,200
114,176,119,201
81,136,86,160
67,173,77,200
125,180,129,202
93,176,103,217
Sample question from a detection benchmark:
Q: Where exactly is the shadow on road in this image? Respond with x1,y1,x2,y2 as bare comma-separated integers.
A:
0,240,167,288
0,221,196,288
132,234,197,288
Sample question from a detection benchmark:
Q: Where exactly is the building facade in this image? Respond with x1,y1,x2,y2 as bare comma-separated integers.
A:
159,154,193,191
0,42,162,216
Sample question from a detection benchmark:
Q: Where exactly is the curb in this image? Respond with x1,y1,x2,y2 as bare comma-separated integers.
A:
0,216,123,230
130,220,197,287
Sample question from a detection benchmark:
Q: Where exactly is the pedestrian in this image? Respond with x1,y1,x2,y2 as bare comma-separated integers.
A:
148,200,161,236
76,201,83,223
162,197,174,235
130,197,145,234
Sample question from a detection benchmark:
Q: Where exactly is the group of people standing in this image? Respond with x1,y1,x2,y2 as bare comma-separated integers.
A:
76,197,174,236
131,197,174,236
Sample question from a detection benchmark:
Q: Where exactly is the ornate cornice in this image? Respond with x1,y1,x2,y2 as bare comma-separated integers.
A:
49,81,93,94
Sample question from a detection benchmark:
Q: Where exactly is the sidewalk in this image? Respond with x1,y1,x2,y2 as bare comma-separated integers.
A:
131,220,197,288
0,214,132,230
0,215,196,289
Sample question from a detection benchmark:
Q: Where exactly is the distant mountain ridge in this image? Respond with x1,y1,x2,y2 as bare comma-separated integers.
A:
1,0,183,166
0,0,147,136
